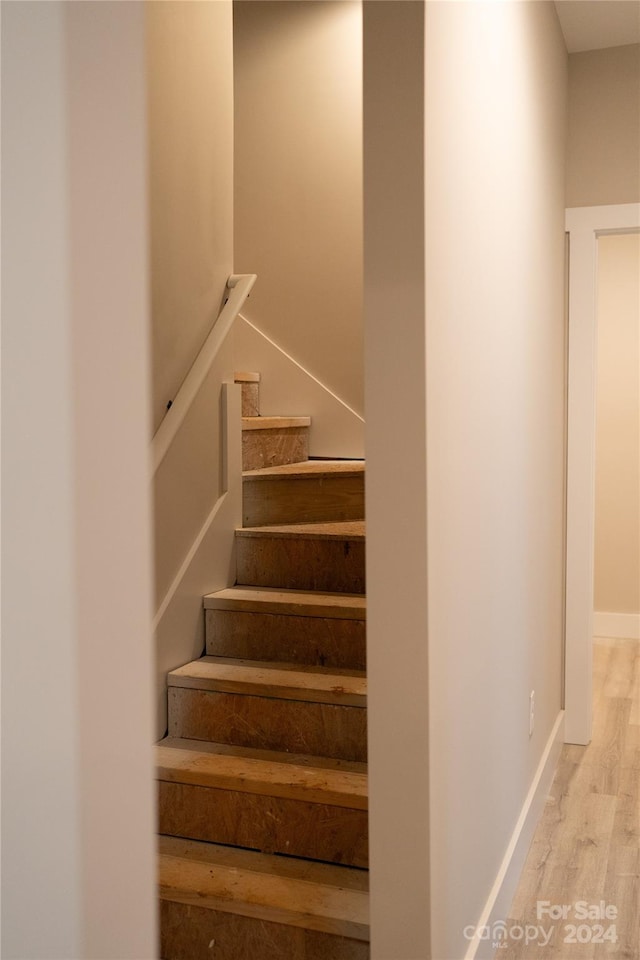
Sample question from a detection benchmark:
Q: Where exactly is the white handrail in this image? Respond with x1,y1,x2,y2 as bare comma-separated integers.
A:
151,273,257,474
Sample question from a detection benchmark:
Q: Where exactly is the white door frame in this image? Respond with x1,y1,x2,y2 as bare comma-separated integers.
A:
564,202,640,745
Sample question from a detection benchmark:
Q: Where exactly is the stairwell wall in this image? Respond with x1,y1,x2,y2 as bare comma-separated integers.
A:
147,0,234,605
147,0,241,734
147,0,234,433
233,0,364,452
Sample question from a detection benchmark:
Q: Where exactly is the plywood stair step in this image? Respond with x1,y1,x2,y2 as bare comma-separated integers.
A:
236,520,366,594
205,586,366,669
241,415,311,471
159,836,369,959
243,459,365,526
168,656,367,704
205,585,366,619
168,656,367,762
159,373,369,955
157,737,367,804
157,737,368,866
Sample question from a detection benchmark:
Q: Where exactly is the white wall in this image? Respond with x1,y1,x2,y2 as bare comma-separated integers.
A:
147,1,240,735
148,0,234,604
365,3,567,954
594,233,640,619
147,0,234,432
423,3,567,956
2,3,157,957
567,43,640,207
234,0,364,430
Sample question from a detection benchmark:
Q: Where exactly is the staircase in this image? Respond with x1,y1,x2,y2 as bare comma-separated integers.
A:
157,373,369,959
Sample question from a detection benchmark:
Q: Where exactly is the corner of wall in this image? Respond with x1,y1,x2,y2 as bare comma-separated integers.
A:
234,314,365,458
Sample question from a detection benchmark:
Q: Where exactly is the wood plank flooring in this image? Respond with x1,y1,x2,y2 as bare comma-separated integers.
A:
502,638,640,959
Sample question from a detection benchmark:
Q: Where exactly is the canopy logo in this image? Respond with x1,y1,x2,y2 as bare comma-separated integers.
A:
462,922,554,949
463,902,618,950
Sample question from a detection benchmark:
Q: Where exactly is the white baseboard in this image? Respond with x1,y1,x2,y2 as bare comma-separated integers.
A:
235,314,365,459
593,611,640,640
464,711,565,960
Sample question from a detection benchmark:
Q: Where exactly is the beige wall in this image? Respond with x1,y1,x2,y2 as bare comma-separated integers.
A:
364,2,567,955
567,43,640,207
147,0,234,431
2,3,157,956
147,0,235,600
147,1,241,735
234,0,364,419
424,2,567,956
594,233,640,615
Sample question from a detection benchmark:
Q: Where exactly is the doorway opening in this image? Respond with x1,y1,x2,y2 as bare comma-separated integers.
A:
564,203,640,745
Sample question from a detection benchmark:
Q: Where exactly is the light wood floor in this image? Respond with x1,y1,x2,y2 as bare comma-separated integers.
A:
502,637,639,959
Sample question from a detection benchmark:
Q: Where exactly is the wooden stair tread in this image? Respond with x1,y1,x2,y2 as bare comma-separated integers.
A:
242,416,311,430
234,371,261,383
243,459,364,480
156,737,367,808
157,736,368,773
168,656,366,706
236,520,365,541
204,586,366,620
159,836,369,940
160,835,369,889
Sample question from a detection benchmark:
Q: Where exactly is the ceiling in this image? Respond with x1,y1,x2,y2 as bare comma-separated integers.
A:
554,0,640,53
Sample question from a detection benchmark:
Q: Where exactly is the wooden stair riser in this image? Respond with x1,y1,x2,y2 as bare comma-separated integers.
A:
234,371,261,418
168,688,367,762
241,382,260,417
158,781,368,867
242,426,308,471
236,533,365,594
243,473,365,526
206,609,366,670
160,901,369,960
